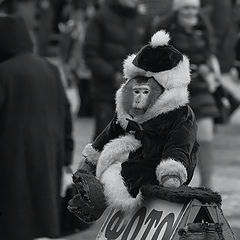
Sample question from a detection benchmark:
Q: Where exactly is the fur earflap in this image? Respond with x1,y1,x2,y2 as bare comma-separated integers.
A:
156,158,187,185
150,30,170,47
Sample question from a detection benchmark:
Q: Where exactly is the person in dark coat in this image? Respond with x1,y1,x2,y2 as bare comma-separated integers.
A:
83,0,151,139
0,16,74,240
153,0,219,187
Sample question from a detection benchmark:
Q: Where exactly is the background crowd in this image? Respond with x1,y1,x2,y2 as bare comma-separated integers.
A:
0,0,240,239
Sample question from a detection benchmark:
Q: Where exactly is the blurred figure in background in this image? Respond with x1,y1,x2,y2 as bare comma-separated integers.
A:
0,0,43,54
153,0,219,187
0,16,73,240
59,0,95,118
35,0,55,56
0,0,15,14
201,0,240,112
83,0,151,139
201,0,240,76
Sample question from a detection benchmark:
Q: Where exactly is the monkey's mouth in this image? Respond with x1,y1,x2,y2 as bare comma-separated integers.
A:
130,108,146,117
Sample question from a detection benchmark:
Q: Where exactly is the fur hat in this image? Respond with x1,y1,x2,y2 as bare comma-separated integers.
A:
172,0,200,11
123,30,191,90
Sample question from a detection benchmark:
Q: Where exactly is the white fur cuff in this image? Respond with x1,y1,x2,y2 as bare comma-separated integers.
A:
101,163,143,212
156,158,187,185
81,143,100,166
96,135,141,179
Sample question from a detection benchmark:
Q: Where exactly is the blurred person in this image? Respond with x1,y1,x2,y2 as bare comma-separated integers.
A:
0,0,38,52
35,0,55,56
83,0,151,139
59,0,94,117
0,0,15,14
201,0,240,113
15,0,37,30
0,16,74,240
201,0,240,75
153,0,219,187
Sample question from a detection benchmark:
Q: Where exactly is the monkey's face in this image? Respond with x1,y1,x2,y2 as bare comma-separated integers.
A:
121,76,164,118
132,84,150,111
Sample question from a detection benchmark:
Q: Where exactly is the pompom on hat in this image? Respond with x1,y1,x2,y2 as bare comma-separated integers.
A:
123,30,191,89
172,0,200,11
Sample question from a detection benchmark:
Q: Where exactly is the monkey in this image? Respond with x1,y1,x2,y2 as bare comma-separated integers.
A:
121,76,164,118
68,30,198,224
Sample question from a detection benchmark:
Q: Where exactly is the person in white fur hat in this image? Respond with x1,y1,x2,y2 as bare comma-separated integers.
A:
172,0,200,28
68,30,199,223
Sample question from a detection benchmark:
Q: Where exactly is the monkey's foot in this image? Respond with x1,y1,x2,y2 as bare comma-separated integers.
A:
68,169,107,223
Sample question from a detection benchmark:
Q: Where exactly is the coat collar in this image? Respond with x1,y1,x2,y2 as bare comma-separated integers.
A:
115,84,189,129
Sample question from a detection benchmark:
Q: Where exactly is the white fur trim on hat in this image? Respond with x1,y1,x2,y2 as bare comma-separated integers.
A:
123,53,191,90
123,54,145,80
156,158,187,185
149,55,191,89
150,30,170,48
173,0,200,11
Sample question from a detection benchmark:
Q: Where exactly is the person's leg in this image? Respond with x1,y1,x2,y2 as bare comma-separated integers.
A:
197,118,214,188
77,78,93,117
92,100,115,140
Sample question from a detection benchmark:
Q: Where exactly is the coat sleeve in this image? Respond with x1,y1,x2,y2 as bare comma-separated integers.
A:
155,110,198,185
80,114,124,168
83,14,115,81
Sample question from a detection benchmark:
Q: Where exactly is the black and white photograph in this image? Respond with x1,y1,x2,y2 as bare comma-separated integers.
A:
1,0,240,239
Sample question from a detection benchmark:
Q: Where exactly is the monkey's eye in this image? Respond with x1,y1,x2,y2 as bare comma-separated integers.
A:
134,90,140,94
143,90,149,95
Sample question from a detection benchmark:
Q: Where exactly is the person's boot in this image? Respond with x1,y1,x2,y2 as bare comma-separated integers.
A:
68,169,107,223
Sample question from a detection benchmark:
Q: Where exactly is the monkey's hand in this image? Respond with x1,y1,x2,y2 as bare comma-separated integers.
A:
78,144,99,174
161,175,181,188
78,156,96,174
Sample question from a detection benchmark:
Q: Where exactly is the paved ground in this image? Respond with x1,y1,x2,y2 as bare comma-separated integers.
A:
65,110,240,240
